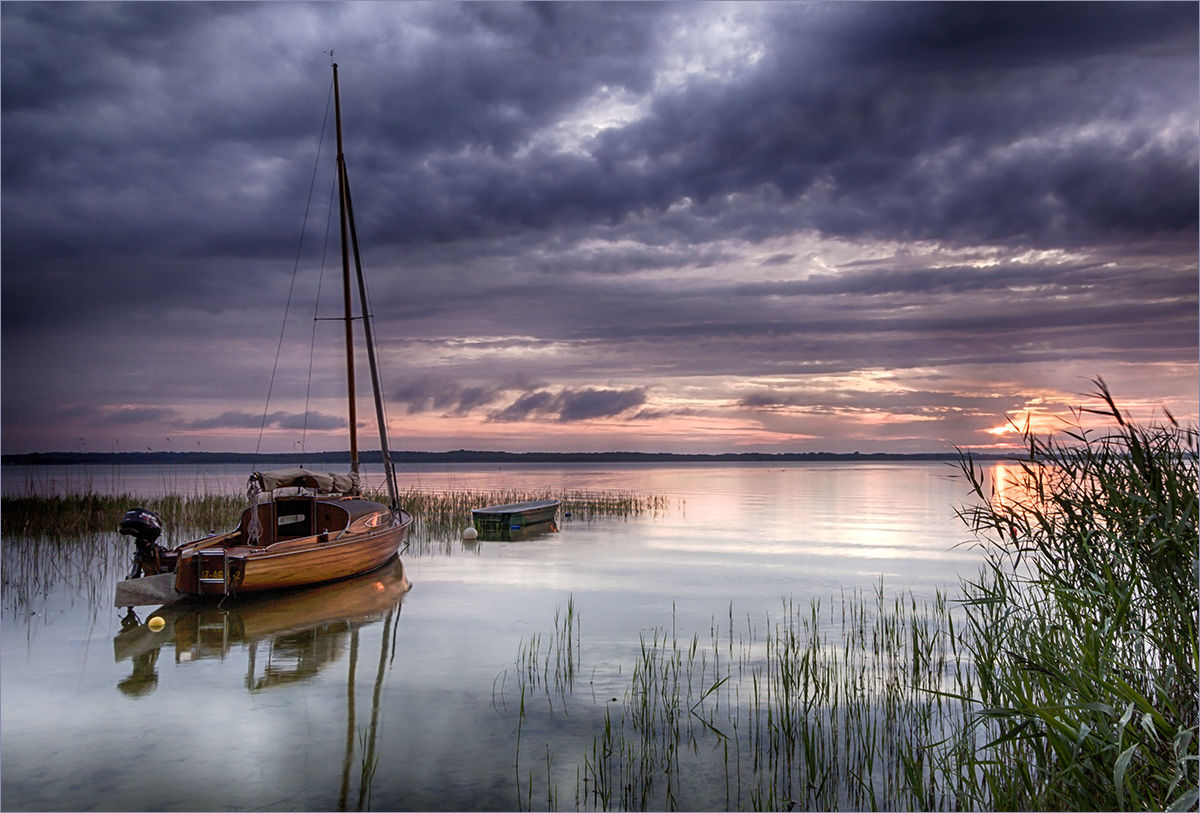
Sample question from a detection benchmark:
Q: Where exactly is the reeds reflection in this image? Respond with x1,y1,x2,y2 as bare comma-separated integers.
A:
1,533,123,621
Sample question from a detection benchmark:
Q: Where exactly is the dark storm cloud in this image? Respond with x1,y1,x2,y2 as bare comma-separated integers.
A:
839,3,1193,67
392,374,502,416
441,246,1196,376
729,257,1197,301
6,2,1193,287
319,1,1198,250
607,2,1196,248
492,390,558,422
1,2,1195,453
184,410,344,431
1,1,674,338
556,387,647,421
490,387,647,422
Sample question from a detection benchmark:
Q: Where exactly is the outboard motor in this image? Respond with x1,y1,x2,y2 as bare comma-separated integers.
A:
120,508,165,579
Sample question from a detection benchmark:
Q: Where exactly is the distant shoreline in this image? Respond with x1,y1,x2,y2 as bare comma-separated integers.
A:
1,449,1008,466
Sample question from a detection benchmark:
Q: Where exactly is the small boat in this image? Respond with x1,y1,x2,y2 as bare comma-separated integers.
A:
115,64,412,601
471,499,560,538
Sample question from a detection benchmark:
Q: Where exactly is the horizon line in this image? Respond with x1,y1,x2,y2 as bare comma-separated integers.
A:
1,448,1011,465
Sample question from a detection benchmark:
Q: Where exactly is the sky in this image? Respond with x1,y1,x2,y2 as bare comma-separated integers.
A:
2,1,1197,456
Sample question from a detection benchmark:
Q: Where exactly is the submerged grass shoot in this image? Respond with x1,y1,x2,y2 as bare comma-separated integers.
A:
504,588,973,811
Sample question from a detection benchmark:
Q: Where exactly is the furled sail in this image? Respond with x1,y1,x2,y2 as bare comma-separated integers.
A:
248,468,359,495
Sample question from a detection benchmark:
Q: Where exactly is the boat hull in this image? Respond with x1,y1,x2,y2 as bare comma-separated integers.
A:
172,510,412,596
471,499,560,534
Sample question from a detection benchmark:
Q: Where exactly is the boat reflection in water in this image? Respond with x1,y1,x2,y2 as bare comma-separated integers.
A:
472,520,559,542
115,556,410,810
114,556,411,696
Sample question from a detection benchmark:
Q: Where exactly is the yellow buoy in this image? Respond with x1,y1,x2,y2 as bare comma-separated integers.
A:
148,616,165,632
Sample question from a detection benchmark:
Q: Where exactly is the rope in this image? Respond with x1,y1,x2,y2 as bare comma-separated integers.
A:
340,163,400,506
254,75,336,460
246,477,264,546
302,174,339,458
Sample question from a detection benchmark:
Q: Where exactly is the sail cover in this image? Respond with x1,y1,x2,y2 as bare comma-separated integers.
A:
249,468,359,495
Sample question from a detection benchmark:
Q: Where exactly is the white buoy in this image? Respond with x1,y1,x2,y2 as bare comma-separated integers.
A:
463,526,478,541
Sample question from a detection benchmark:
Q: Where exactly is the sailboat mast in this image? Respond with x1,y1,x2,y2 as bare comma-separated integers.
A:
333,63,360,478
342,173,402,510
331,63,400,510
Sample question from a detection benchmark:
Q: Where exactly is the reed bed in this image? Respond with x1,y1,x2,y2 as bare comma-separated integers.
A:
502,588,974,811
0,492,246,542
1,482,672,554
949,379,1198,812
502,379,1198,811
399,487,670,527
400,488,672,553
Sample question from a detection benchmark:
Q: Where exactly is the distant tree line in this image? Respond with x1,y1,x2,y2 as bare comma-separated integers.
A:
0,449,1002,466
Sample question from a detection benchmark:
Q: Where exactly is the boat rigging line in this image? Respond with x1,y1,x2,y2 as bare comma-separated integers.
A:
254,74,336,463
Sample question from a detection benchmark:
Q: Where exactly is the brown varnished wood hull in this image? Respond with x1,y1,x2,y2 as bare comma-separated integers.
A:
240,520,408,592
173,506,412,596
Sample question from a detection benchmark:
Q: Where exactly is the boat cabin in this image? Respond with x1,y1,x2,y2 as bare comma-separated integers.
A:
232,496,354,547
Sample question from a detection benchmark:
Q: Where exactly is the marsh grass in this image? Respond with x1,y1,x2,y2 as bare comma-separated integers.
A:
949,379,1198,811
0,491,246,542
504,588,973,811
1,483,670,549
503,379,1198,811
398,489,671,553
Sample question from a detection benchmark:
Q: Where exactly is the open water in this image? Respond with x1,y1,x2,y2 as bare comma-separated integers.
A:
1,461,996,811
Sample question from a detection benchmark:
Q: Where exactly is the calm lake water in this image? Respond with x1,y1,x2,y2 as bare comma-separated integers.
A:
1,461,995,811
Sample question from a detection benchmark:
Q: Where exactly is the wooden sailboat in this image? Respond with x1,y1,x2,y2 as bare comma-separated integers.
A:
115,64,412,600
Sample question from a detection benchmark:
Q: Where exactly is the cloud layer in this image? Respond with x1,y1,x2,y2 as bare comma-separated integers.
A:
3,2,1196,454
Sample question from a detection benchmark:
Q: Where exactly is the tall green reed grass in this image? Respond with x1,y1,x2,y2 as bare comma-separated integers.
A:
949,378,1198,811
